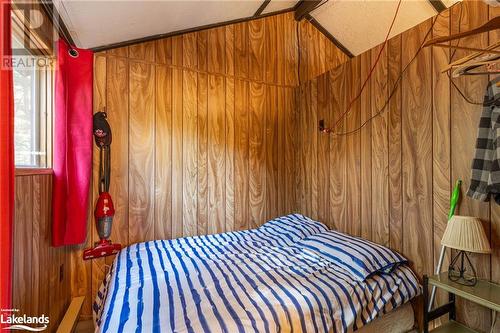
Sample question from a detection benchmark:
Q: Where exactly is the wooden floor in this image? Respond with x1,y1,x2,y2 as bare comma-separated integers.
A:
74,320,94,333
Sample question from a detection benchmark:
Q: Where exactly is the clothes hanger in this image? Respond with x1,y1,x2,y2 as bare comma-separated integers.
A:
452,60,500,78
441,41,500,73
430,43,500,55
424,16,500,48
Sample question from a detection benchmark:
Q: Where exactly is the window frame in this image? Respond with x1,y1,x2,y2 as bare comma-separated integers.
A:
11,10,54,173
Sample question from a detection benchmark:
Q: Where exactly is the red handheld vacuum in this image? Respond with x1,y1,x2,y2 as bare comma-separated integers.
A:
83,111,122,260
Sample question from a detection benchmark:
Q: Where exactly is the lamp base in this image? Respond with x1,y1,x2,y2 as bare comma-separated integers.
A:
448,250,477,286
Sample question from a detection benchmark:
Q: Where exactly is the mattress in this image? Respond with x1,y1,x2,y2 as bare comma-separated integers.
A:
94,214,420,333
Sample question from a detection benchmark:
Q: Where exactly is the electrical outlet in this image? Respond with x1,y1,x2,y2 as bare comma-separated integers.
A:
319,119,325,131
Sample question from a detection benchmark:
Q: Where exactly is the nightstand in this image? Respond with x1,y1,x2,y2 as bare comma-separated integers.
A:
423,272,500,333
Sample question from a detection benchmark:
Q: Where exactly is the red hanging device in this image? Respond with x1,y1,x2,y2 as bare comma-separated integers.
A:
83,111,122,260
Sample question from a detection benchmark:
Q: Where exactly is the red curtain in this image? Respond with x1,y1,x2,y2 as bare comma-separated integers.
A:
52,40,93,246
0,0,14,322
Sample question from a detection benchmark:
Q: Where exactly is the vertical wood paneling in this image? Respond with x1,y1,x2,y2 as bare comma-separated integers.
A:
182,68,198,237
225,26,235,231
303,80,313,217
388,35,403,252
432,10,451,315
284,88,297,213
171,36,184,239
208,27,226,74
37,175,50,320
225,76,235,231
207,74,226,234
265,15,277,84
386,35,403,251
155,65,172,240
234,22,249,80
276,87,286,214
360,51,373,241
14,176,33,315
249,82,266,228
297,83,307,215
155,38,172,65
129,41,155,62
108,46,128,58
207,27,226,235
197,31,209,236
284,13,298,87
129,61,155,243
371,43,389,246
298,21,308,85
234,79,249,231
14,174,72,330
328,66,346,232
82,11,343,317
309,79,319,221
276,14,286,86
31,178,41,315
317,74,329,224
308,24,320,82
346,58,361,237
248,18,265,82
182,32,198,237
265,85,278,220
402,20,433,276
451,2,491,331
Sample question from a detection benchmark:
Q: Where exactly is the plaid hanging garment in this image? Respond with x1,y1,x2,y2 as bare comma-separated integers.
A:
467,77,500,204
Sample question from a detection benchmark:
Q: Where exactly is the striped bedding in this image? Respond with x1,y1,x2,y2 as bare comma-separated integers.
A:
94,214,420,333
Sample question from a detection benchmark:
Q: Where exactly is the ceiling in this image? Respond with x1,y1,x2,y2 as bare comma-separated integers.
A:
311,0,460,55
55,0,460,55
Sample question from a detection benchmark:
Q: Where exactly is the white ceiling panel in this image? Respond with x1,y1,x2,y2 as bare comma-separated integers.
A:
311,0,455,56
55,0,263,49
441,0,461,7
56,0,461,54
261,0,298,14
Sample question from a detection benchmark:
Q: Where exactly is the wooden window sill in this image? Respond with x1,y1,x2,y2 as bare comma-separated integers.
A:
15,168,53,176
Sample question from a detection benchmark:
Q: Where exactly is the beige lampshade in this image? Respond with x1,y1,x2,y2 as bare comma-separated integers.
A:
441,216,491,254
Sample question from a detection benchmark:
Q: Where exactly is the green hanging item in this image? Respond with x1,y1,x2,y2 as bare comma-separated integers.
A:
428,179,462,311
448,180,462,221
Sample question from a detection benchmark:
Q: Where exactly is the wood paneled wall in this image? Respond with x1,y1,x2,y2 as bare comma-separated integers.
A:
13,173,72,332
296,1,499,332
74,11,348,318
11,5,72,331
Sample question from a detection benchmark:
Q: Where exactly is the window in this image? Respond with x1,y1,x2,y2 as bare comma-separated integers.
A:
12,33,53,168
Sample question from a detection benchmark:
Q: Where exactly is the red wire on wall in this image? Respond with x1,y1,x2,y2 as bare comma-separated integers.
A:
320,0,403,134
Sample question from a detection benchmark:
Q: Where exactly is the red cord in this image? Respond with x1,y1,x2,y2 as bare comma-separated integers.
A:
322,0,402,134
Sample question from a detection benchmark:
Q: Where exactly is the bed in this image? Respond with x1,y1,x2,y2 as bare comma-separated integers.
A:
94,214,420,333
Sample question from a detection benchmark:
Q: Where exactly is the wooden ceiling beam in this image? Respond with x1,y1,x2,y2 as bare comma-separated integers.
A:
427,0,447,13
254,0,271,17
294,0,322,21
306,15,354,58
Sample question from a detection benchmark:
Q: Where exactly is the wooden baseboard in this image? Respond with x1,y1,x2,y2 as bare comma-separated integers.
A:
56,296,85,333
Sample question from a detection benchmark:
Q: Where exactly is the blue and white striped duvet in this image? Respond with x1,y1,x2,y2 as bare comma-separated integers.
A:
94,214,420,333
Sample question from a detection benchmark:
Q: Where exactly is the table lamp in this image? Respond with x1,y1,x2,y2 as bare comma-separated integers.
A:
441,215,491,286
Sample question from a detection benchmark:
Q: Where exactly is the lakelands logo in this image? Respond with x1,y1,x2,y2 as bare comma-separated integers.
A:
1,309,49,331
